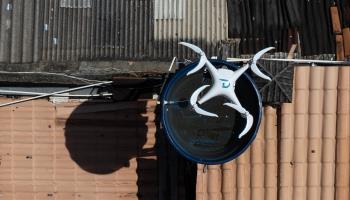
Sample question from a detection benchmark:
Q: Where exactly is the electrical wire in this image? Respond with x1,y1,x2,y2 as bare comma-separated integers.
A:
0,81,113,107
226,57,350,65
0,71,104,84
0,89,113,97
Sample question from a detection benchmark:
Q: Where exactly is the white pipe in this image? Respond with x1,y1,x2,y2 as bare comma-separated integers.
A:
168,57,177,72
0,81,113,107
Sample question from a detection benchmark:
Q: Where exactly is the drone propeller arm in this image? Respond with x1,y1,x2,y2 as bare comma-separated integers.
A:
205,61,219,80
179,42,206,55
180,42,219,79
190,85,218,117
250,47,275,81
197,85,221,105
187,55,207,75
250,62,271,81
224,103,253,138
252,47,275,61
232,63,250,81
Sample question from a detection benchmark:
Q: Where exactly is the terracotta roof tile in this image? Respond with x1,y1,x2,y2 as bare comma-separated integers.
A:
196,65,350,200
0,99,157,199
306,67,324,200
236,149,251,200
221,161,237,200
208,165,222,199
336,67,350,200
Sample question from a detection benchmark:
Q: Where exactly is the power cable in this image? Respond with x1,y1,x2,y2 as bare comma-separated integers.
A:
0,81,113,107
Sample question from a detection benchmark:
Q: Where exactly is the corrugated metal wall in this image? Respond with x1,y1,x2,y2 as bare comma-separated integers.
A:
0,0,39,63
153,0,234,58
41,0,154,61
60,0,92,8
0,0,155,62
196,65,350,200
0,0,237,63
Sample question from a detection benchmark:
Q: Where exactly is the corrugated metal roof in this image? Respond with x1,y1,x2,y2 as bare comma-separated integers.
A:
40,0,154,61
154,0,227,42
153,0,236,59
226,0,336,55
60,0,92,8
154,0,184,19
0,98,160,199
0,0,237,63
196,65,350,200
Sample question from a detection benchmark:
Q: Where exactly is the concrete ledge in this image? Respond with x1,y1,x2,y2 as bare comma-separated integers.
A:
0,61,172,85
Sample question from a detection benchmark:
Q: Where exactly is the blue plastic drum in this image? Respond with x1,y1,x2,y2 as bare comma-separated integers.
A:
161,59,263,164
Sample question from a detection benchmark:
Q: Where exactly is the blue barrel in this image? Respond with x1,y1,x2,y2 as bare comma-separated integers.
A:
161,59,262,164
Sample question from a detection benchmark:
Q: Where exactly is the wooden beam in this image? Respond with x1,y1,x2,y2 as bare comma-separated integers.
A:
287,44,297,59
336,35,345,60
330,6,342,34
343,28,350,57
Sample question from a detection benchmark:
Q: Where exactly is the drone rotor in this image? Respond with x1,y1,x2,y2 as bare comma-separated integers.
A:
250,47,275,81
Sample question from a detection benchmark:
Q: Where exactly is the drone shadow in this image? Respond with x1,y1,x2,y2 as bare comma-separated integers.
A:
63,100,156,198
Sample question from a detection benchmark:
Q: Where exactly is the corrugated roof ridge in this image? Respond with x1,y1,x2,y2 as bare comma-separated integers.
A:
280,101,294,200
307,67,325,200
251,116,265,200
335,67,350,200
221,160,237,200
279,54,296,200
208,165,222,200
293,66,310,200
264,106,278,200
196,164,207,200
236,148,251,200
321,67,338,200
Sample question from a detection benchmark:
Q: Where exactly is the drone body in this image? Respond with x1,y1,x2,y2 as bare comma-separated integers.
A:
181,42,273,139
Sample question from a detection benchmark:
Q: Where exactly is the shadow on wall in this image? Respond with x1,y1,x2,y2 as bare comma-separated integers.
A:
63,100,156,197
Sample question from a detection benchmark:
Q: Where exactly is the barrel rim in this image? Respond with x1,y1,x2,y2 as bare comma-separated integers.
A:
160,59,263,164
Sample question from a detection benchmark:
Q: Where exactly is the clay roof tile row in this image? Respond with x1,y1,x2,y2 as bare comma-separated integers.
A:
196,65,350,200
0,99,158,200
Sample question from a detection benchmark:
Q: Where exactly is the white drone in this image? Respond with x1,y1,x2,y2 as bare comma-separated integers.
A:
180,42,274,139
